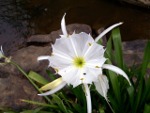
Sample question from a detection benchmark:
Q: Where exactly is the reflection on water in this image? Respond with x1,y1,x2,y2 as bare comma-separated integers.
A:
0,0,150,50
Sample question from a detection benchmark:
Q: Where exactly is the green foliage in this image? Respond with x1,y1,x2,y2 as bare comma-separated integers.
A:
28,71,49,85
105,28,150,113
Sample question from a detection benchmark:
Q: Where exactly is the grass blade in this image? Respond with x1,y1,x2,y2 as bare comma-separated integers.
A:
141,41,150,77
111,28,124,69
28,71,49,85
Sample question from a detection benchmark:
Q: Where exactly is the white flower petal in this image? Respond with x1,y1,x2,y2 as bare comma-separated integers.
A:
102,64,131,85
84,43,105,60
37,56,51,61
0,46,4,55
94,75,109,100
95,22,123,42
52,37,76,58
86,57,106,68
83,84,91,113
50,55,72,69
81,67,102,84
38,81,66,96
61,13,68,37
59,66,82,87
0,46,4,58
69,32,94,56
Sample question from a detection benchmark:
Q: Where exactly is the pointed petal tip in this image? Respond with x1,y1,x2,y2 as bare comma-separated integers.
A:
37,93,47,96
102,64,131,85
0,45,4,55
37,56,51,61
63,13,66,17
118,22,123,25
95,22,123,42
61,13,68,36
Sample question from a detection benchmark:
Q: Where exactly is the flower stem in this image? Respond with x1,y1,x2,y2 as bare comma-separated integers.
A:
10,61,52,104
106,100,115,113
83,84,92,113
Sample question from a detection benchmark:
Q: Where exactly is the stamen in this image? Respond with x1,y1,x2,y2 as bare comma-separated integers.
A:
73,57,86,68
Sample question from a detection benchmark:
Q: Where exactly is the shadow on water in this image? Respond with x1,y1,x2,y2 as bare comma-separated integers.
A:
0,0,150,52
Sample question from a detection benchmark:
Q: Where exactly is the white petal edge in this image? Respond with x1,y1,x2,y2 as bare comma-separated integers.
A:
94,75,109,100
37,56,51,61
95,22,123,42
102,64,131,85
61,13,68,37
83,84,91,113
0,46,4,55
38,81,66,96
0,46,4,58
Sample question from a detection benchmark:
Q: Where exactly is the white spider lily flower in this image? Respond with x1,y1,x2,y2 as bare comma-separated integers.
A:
0,46,11,65
0,46,4,58
38,14,131,113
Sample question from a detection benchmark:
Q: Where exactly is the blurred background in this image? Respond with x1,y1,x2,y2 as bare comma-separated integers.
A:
0,0,149,51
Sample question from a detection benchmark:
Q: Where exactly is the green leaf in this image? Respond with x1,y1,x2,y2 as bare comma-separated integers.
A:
2,111,16,113
141,41,150,77
46,70,56,80
21,99,58,109
133,80,144,113
127,86,134,107
144,104,150,113
21,108,54,113
20,110,34,113
52,94,68,113
105,36,113,60
59,92,72,109
106,60,121,101
111,28,124,69
145,77,150,100
99,106,105,113
28,71,49,85
140,77,150,107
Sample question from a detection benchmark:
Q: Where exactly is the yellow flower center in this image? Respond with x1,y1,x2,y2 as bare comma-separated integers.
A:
73,57,86,68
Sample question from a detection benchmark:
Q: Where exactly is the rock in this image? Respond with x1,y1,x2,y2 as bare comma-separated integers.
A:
0,64,44,111
27,24,92,43
27,34,52,43
122,39,148,66
119,0,150,8
0,46,52,111
11,46,51,75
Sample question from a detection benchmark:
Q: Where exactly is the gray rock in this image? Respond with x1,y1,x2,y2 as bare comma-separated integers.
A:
119,0,150,8
122,39,148,66
0,64,44,111
0,46,51,110
27,24,92,43
11,46,51,75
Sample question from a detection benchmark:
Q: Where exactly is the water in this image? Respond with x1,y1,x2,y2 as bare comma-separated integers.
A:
23,0,150,40
0,0,31,53
0,0,149,53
